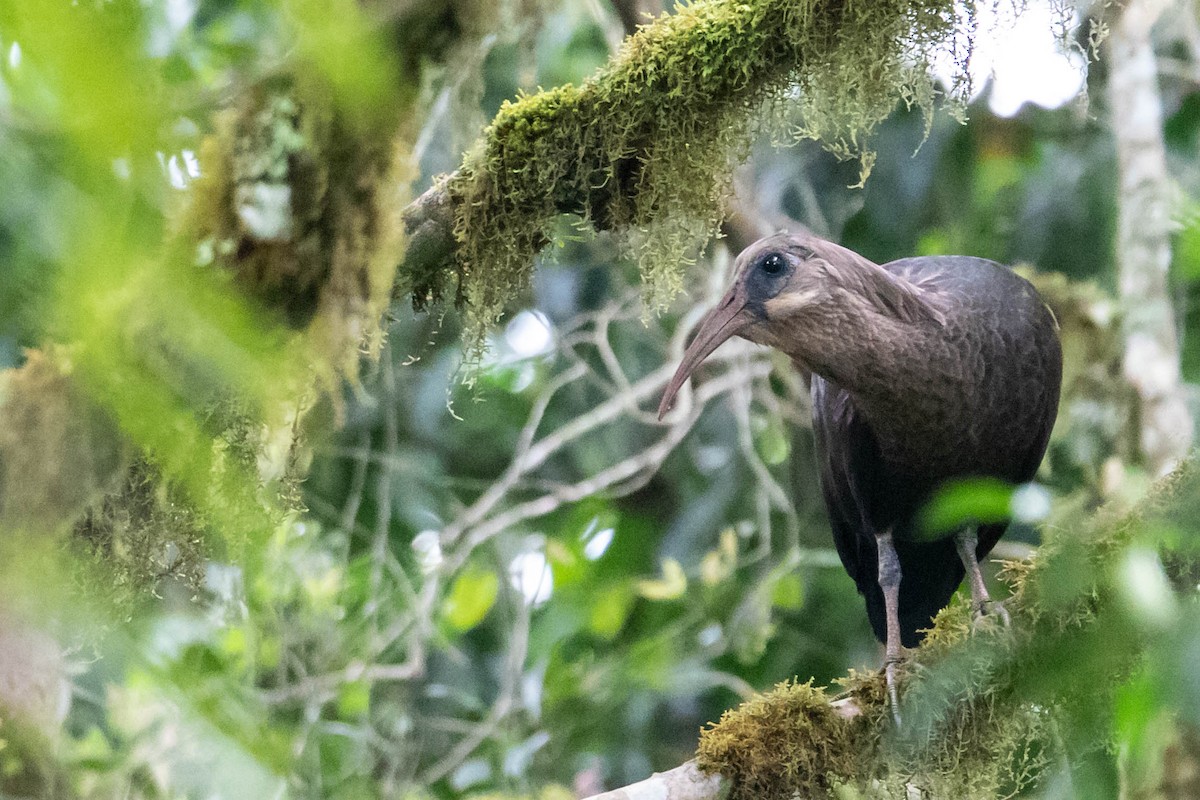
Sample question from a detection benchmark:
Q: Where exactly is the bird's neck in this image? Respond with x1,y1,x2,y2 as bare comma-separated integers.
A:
785,302,927,394
765,269,945,421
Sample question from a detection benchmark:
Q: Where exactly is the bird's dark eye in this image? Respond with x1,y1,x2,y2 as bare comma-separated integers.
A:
760,253,785,274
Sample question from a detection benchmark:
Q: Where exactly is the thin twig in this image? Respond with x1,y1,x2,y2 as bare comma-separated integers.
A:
447,360,772,567
260,660,425,706
418,585,534,785
338,429,373,561
730,356,802,558
442,361,589,541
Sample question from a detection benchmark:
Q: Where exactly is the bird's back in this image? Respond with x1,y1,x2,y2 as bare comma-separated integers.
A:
812,255,1061,646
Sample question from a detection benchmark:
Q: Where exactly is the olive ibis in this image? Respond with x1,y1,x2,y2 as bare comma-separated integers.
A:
658,233,1062,721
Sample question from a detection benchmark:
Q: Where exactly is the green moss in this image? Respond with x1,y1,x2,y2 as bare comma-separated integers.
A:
697,679,856,799
414,0,968,358
696,666,1050,799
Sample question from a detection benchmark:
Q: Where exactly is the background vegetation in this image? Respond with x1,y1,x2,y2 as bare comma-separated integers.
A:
1,0,1200,798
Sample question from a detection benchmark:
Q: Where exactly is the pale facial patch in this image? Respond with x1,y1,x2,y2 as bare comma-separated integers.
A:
764,288,822,317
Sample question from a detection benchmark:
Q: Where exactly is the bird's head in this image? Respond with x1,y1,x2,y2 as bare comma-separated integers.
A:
657,233,831,418
657,233,941,419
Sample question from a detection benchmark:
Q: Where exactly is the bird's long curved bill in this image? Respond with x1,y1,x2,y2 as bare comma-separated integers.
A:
657,286,749,419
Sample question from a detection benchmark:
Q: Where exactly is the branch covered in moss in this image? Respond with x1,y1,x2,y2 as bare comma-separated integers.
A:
582,459,1200,800
397,0,966,353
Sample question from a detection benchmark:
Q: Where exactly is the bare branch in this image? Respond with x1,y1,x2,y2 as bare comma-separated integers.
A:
730,360,802,558
260,659,424,706
439,295,720,553
417,584,533,785
394,0,957,307
398,183,458,307
338,429,373,551
441,361,589,541
446,358,773,567
584,760,728,800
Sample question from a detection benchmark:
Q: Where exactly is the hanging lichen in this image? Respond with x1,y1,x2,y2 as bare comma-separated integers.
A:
72,460,210,608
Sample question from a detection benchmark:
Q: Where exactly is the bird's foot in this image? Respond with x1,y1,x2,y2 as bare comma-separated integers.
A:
884,657,903,727
970,598,1012,633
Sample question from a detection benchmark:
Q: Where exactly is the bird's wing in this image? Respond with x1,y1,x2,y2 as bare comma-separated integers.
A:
880,256,953,293
878,256,950,297
810,375,880,592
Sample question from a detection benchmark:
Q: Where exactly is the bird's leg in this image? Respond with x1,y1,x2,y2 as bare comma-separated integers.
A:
954,528,1011,629
876,529,904,727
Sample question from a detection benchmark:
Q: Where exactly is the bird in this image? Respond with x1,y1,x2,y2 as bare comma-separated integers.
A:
658,232,1062,722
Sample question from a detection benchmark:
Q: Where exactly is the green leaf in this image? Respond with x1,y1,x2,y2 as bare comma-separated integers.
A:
752,414,790,465
443,566,500,631
918,477,1014,538
337,680,371,718
637,558,687,601
1113,666,1162,759
66,726,115,768
700,529,738,586
771,574,805,610
1175,204,1200,282
589,584,634,639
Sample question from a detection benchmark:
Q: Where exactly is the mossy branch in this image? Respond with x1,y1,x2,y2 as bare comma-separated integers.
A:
396,0,967,355
580,459,1200,800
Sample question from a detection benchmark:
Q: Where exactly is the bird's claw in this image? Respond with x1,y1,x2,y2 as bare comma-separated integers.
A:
970,599,1012,633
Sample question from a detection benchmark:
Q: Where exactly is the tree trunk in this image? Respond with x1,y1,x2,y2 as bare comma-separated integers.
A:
1109,0,1194,476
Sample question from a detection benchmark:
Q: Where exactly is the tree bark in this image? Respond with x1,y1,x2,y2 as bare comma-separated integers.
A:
608,0,662,35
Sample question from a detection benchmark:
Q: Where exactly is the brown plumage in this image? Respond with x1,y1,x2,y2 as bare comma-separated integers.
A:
659,232,1062,721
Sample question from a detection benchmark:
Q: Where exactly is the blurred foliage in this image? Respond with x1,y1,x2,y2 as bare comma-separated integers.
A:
0,1,1198,800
